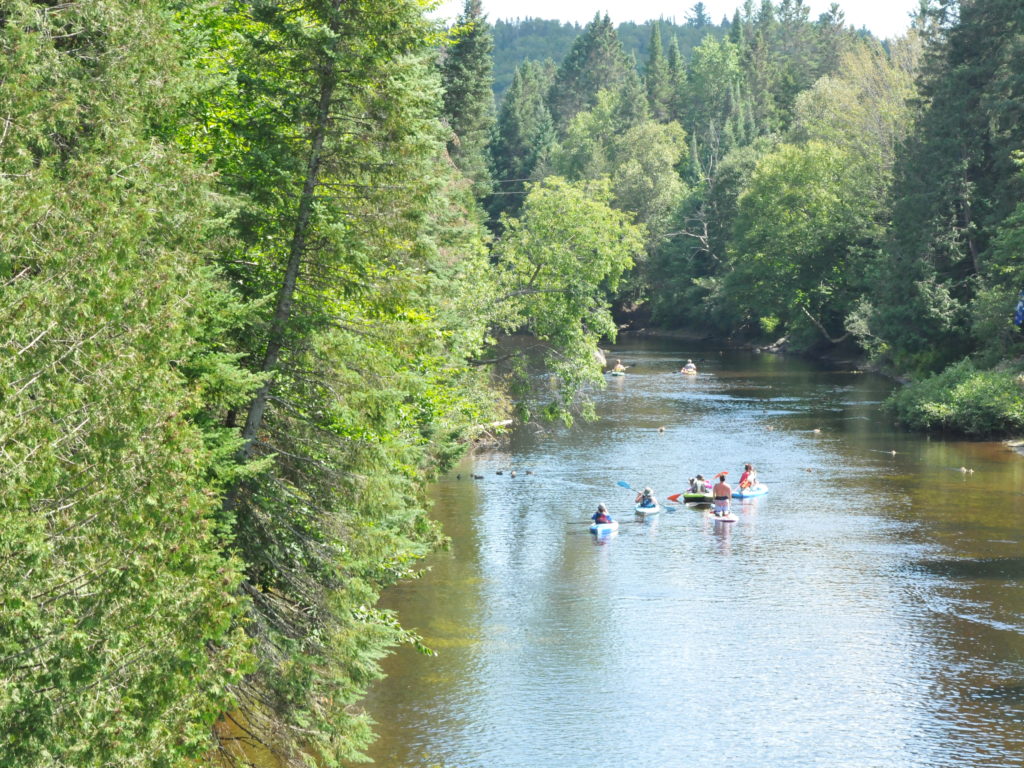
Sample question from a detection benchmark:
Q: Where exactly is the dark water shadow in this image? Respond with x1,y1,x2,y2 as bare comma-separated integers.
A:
914,557,1024,580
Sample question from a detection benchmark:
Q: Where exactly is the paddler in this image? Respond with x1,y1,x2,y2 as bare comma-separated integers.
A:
611,359,627,372
635,487,658,508
592,503,614,524
738,463,757,490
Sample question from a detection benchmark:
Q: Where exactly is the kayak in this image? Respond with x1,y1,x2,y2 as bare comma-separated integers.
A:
732,484,768,499
590,520,619,535
609,370,626,376
681,369,697,376
634,503,661,517
683,492,714,504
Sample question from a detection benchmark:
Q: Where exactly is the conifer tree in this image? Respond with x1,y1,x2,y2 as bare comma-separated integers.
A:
0,1,253,764
440,0,497,196
490,59,558,217
179,1,498,762
666,35,687,122
618,53,652,128
548,13,631,132
645,21,673,121
869,0,1024,371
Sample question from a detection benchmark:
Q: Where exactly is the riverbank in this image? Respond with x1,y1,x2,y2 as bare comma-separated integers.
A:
622,326,874,372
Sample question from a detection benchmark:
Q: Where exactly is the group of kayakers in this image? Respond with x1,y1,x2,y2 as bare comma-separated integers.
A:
606,358,699,375
593,464,759,522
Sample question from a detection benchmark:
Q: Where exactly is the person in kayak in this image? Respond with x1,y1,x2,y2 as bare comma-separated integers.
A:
738,463,757,490
592,503,614,524
611,359,627,372
712,474,732,516
635,487,658,508
680,359,697,374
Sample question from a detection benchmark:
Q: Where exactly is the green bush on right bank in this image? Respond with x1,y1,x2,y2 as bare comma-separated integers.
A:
885,359,1024,437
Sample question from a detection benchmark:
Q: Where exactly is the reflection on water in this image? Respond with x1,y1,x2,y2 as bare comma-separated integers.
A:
361,340,1024,768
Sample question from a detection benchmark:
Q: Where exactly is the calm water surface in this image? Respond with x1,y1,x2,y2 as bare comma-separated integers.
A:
362,340,1024,768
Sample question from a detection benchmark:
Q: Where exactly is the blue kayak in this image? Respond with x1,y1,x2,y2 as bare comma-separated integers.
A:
590,520,619,535
732,484,768,499
634,503,661,516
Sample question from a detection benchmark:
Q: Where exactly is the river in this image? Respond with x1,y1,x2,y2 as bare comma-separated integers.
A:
361,339,1024,768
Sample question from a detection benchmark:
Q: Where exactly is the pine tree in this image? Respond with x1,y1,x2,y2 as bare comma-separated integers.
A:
618,53,652,128
548,13,631,132
666,35,687,122
645,21,673,121
440,0,496,196
490,59,558,218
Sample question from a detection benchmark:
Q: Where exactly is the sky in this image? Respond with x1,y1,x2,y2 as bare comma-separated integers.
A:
431,0,921,40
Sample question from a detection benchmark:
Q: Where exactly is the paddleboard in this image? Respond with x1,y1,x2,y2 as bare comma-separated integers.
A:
707,511,737,522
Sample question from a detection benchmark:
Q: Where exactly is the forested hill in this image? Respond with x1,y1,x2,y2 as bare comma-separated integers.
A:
493,15,729,96
481,1,1024,438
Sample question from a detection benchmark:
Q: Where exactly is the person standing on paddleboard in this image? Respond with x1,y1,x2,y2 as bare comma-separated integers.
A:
713,474,731,517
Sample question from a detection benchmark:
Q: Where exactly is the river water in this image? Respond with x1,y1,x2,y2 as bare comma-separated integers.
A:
362,339,1024,768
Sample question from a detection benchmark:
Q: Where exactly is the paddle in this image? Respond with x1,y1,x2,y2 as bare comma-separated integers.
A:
567,520,638,525
618,481,674,510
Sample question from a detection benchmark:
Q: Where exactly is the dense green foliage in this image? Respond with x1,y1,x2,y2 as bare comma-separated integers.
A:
0,1,253,764
0,0,640,765
491,15,729,98
441,0,496,194
5,0,1024,764
886,360,1024,436
488,1,1024,435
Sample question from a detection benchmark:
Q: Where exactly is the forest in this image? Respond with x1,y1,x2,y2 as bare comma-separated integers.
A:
0,0,1022,766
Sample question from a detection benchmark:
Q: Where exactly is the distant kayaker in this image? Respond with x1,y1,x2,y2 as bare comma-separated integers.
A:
612,359,627,372
592,503,613,524
712,474,731,516
739,463,757,490
681,359,697,374
635,487,658,508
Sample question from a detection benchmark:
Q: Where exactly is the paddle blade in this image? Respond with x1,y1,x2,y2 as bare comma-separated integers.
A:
663,506,676,512
616,481,632,490
666,493,682,503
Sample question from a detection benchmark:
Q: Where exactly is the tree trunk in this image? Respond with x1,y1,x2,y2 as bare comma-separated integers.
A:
234,6,342,465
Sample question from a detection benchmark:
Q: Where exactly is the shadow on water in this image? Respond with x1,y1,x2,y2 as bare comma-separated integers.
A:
914,557,1024,580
